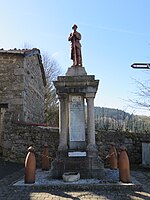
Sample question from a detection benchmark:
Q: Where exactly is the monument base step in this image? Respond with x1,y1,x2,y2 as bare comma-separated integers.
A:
13,169,142,192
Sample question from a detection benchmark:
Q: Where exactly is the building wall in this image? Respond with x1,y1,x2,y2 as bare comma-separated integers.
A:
0,50,45,152
0,53,24,153
0,51,45,123
23,54,45,123
0,53,24,121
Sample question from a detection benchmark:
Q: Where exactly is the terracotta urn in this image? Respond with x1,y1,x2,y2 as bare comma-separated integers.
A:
119,146,131,183
24,146,36,184
109,143,118,170
42,143,49,170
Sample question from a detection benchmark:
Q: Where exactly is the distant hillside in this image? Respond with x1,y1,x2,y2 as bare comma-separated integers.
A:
94,107,131,120
94,107,150,133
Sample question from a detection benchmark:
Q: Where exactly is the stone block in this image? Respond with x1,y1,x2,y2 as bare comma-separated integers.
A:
3,140,12,149
142,142,150,167
66,66,87,76
14,68,24,75
63,172,80,182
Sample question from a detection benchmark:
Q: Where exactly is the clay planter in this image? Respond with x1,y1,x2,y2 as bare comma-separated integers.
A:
119,146,131,183
42,143,49,170
24,146,36,184
109,143,118,170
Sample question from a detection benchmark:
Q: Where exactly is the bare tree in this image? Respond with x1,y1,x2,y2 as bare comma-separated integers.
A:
42,52,61,126
130,78,150,111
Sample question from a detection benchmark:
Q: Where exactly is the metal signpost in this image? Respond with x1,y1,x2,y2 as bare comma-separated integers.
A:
131,63,150,69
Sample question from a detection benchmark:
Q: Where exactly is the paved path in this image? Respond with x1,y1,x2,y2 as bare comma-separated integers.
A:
0,159,150,200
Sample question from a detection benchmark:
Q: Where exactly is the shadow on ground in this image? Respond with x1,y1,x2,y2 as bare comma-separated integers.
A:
0,157,23,180
1,187,149,200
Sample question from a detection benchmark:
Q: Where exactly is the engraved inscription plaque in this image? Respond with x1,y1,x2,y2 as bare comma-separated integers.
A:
69,95,85,143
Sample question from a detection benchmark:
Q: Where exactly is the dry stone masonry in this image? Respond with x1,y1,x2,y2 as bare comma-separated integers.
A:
0,48,46,154
1,121,150,167
0,48,46,124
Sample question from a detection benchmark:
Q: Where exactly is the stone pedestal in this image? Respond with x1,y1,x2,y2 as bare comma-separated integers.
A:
66,66,87,76
50,150,105,179
50,66,105,179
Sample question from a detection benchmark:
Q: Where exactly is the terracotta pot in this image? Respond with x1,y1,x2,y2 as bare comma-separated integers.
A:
24,146,36,184
109,143,118,170
119,146,131,183
42,143,49,170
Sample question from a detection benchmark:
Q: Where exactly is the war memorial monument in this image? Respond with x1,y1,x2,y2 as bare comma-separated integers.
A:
50,24,105,179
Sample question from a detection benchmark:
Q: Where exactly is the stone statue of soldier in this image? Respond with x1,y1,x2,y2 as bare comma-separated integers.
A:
68,24,82,66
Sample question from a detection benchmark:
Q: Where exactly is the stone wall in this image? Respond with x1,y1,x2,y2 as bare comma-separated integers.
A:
96,130,150,166
1,122,150,167
23,54,45,123
0,53,24,120
0,49,46,154
1,122,59,166
0,49,45,124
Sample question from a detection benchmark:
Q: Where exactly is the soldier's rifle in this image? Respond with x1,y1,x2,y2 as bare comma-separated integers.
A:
73,32,77,66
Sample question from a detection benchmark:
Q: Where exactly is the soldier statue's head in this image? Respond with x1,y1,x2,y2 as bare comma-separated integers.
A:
72,24,78,30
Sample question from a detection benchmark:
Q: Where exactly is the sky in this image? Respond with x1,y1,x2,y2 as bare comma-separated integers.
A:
0,0,150,116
